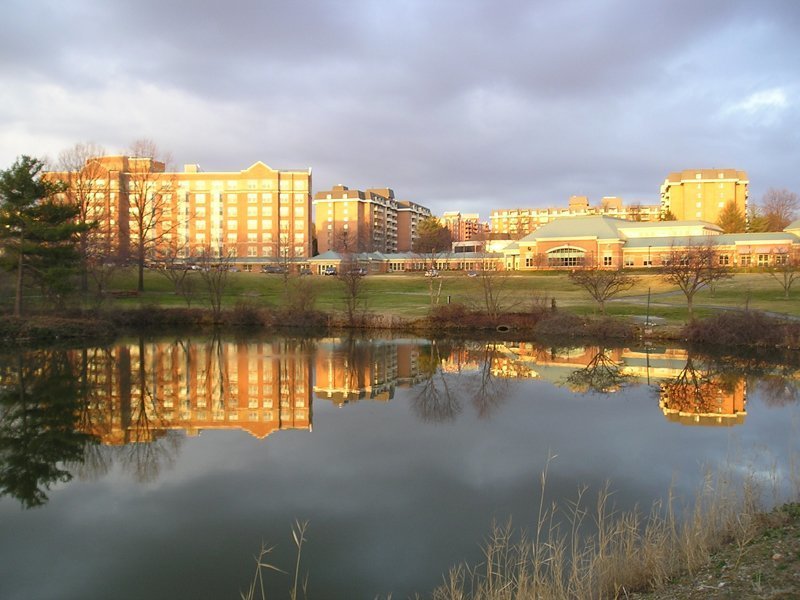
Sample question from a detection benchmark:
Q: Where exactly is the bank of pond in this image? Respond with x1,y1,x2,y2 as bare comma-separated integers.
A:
2,304,800,351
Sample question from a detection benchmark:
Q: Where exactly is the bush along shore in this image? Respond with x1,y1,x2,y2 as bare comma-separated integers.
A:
2,305,800,350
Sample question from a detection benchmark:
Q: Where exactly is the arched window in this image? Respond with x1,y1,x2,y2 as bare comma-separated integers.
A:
546,246,586,267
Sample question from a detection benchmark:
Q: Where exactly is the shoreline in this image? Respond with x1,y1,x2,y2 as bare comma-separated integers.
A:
1,306,798,352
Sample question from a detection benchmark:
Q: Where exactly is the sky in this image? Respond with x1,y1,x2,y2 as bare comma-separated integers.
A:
1,0,798,217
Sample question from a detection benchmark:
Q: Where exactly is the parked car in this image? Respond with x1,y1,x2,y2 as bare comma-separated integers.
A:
323,267,337,276
466,270,478,277
424,269,439,277
347,267,367,276
262,264,288,274
299,267,313,276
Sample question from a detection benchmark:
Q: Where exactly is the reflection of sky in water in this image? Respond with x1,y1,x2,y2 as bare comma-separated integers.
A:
1,350,798,600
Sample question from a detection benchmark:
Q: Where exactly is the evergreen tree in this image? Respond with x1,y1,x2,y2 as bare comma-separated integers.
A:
716,200,746,233
0,156,84,316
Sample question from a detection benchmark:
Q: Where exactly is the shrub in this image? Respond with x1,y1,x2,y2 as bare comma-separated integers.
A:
684,310,800,348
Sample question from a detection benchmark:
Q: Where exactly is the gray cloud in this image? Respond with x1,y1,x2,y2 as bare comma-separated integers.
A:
1,0,799,215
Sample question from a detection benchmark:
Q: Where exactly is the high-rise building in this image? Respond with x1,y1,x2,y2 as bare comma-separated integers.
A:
48,156,313,262
396,200,432,252
313,185,397,253
439,211,488,242
313,185,432,254
660,169,748,223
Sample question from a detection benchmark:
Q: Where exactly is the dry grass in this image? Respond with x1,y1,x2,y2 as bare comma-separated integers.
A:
241,520,310,600
430,456,776,600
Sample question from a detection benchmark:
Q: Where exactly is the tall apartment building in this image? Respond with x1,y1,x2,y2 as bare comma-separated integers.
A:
49,156,313,261
396,200,432,252
660,169,748,223
440,211,488,242
314,185,434,254
491,196,661,239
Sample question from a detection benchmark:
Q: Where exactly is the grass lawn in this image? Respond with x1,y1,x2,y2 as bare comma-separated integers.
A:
5,268,798,324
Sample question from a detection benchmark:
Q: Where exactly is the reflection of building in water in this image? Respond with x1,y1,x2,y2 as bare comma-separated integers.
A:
313,338,422,406
659,374,746,426
78,339,312,444
489,343,747,426
439,346,481,374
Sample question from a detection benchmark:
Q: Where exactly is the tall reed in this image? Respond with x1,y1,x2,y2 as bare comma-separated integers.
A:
431,458,778,600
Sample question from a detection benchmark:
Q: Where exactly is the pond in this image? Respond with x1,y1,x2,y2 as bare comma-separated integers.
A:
0,335,798,599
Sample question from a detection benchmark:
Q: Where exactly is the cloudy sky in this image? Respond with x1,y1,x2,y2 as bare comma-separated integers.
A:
1,0,798,216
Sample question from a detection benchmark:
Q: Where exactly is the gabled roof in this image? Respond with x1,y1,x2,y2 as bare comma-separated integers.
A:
519,216,627,241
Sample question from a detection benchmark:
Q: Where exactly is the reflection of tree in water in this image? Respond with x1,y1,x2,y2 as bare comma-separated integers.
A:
470,343,510,419
565,347,631,394
411,340,461,423
118,337,182,483
0,350,98,508
757,374,800,407
659,354,719,415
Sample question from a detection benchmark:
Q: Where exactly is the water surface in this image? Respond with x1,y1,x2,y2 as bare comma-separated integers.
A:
1,335,797,599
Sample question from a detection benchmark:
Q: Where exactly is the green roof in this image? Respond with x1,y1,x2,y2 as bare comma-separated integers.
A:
519,216,626,241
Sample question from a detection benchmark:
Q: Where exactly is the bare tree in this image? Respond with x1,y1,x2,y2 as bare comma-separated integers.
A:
761,188,799,231
661,241,732,319
337,254,367,326
474,253,515,320
56,142,113,295
410,341,461,423
413,217,451,307
126,139,178,292
659,354,721,417
766,252,800,299
470,343,510,418
155,245,197,306
568,267,635,314
565,347,631,394
197,245,233,321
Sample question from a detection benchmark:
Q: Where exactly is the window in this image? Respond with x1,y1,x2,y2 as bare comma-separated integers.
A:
227,206,237,217
624,257,634,267
718,255,730,265
227,180,237,189
294,193,305,202
757,254,769,266
247,219,257,230
547,247,586,267
294,206,304,216
775,254,789,265
247,206,258,216
195,220,206,230
195,206,206,217
262,219,272,229
603,256,613,266
247,193,258,203
740,255,752,266
280,206,289,217
247,246,257,257
227,220,238,230
525,257,534,267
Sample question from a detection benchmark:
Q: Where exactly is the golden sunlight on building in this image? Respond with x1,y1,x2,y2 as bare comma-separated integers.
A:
660,169,748,223
74,339,312,444
48,156,313,265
